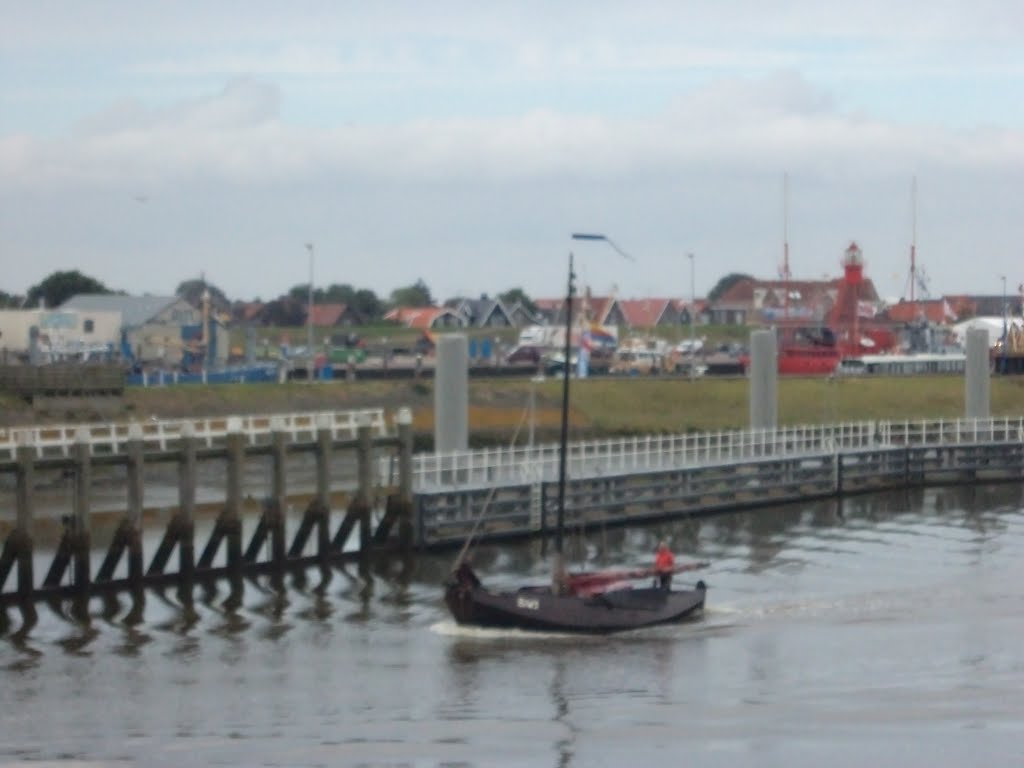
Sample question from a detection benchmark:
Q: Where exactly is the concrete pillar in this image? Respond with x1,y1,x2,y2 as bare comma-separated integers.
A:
749,329,778,430
965,327,991,420
434,334,469,453
72,428,92,589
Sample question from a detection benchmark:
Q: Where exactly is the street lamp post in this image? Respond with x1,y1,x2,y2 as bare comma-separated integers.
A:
687,252,696,380
306,242,314,380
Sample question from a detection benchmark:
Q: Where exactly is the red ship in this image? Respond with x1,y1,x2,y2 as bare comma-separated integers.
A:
746,242,898,376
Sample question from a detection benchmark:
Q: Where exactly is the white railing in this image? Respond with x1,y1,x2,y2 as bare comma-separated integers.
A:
412,417,1024,490
0,409,389,459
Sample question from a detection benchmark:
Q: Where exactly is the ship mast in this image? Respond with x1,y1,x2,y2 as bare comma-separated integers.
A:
782,172,791,320
910,176,918,314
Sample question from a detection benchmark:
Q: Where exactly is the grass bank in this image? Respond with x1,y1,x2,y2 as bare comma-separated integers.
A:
5,374,1024,447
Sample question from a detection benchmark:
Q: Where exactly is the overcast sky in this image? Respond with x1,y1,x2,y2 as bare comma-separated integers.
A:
2,1,1023,305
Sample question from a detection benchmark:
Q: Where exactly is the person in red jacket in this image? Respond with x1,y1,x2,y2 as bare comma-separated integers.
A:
654,540,675,589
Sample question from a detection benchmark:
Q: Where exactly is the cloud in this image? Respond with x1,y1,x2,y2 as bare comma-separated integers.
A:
4,70,1019,193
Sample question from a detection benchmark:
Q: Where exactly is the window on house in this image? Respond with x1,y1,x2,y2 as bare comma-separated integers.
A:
84,319,94,333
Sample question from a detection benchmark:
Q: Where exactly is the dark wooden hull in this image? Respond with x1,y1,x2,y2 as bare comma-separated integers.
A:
445,567,706,634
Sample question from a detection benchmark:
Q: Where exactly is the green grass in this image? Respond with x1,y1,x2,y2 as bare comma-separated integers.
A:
5,374,1023,438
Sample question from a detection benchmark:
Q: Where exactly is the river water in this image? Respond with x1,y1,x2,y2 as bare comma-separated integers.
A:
2,484,1023,767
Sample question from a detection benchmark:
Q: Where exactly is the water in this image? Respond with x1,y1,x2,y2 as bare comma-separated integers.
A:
3,484,1024,767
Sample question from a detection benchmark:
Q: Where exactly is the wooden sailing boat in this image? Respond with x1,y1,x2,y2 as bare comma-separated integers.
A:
444,252,707,633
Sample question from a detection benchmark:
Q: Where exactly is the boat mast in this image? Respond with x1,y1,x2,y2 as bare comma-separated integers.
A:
783,172,791,320
910,176,918,315
555,253,575,559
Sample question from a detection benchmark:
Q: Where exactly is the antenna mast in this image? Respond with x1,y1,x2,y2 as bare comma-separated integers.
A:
783,172,791,319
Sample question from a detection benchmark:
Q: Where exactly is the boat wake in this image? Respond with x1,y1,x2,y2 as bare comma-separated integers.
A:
429,620,582,641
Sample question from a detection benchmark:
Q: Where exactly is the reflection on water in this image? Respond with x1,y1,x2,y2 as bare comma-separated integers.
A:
2,484,1024,766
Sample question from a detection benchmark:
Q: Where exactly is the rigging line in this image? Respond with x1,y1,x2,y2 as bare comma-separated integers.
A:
450,396,532,570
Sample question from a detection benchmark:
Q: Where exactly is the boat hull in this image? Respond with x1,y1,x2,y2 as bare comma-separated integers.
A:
445,572,706,634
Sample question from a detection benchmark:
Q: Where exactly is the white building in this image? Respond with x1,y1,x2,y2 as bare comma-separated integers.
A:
0,308,121,361
61,294,228,367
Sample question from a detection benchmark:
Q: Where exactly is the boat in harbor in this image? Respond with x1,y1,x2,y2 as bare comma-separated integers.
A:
742,241,899,376
444,252,708,634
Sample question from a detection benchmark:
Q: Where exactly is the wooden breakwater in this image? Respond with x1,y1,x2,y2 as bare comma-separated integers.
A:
0,408,414,606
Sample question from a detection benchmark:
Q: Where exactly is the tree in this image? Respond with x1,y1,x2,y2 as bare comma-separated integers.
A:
707,273,755,302
176,279,231,315
350,288,383,320
25,270,114,309
257,297,307,326
0,290,22,309
389,279,433,308
498,287,537,314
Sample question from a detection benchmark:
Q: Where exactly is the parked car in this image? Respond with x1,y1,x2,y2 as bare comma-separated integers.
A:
505,345,544,365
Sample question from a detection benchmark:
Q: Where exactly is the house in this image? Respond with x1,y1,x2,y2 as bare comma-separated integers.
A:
945,294,1023,321
309,303,363,327
618,298,683,329
707,278,758,325
709,272,884,327
451,298,514,328
506,301,542,327
384,306,466,329
673,298,707,326
62,294,228,368
533,295,628,326
881,298,959,325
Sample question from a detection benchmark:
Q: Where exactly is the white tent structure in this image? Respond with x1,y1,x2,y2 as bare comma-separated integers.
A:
951,316,1022,348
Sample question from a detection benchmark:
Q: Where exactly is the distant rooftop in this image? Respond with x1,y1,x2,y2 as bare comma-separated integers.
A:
61,294,182,327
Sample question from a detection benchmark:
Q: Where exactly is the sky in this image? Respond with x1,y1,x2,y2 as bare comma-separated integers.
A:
2,1,1023,306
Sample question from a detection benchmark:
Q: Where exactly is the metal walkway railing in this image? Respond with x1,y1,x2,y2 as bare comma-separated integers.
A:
412,417,1024,491
0,409,389,459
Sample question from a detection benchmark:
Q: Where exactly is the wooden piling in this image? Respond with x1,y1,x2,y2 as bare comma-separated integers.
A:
335,414,374,556
147,421,196,581
315,414,332,558
397,408,414,551
286,414,332,560
72,429,92,590
372,408,414,553
356,416,374,554
13,441,35,596
245,418,287,566
178,422,196,581
198,418,244,571
97,423,145,583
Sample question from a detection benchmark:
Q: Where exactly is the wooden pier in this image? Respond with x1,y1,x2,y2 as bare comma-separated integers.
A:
411,418,1024,547
0,408,414,607
4,413,1024,607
